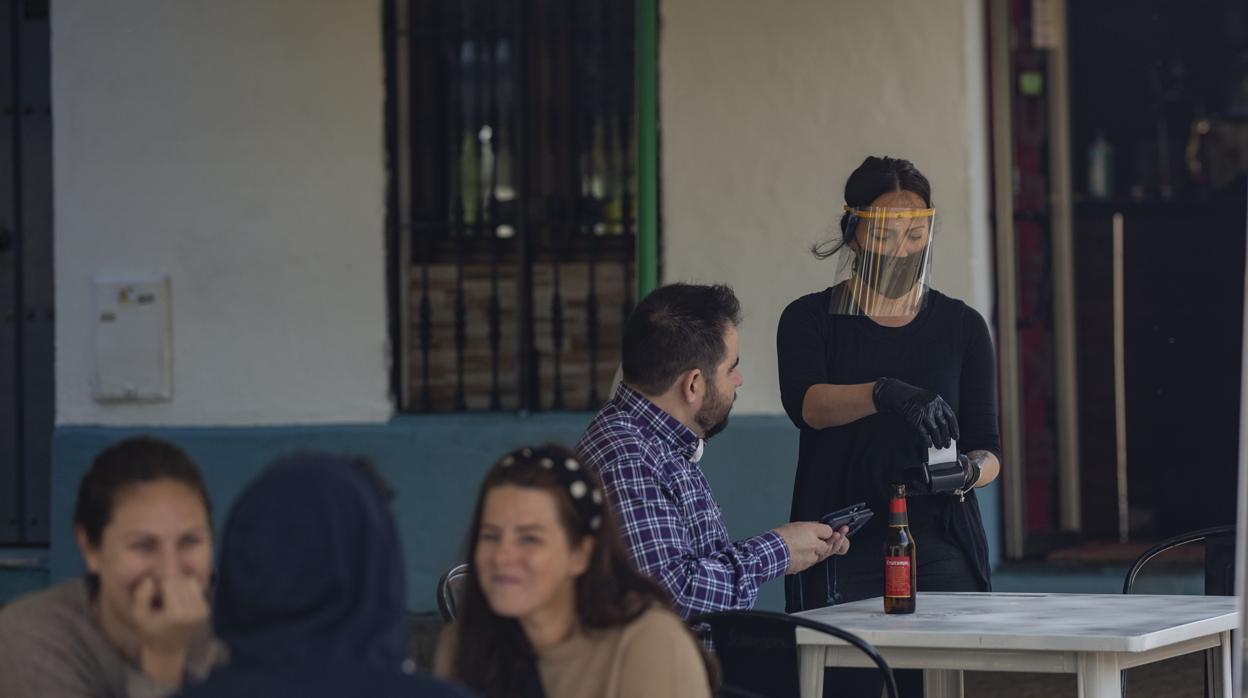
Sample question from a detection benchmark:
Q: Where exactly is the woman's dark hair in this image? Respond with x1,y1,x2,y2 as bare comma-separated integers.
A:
812,155,933,260
451,444,719,697
621,283,741,396
75,436,211,548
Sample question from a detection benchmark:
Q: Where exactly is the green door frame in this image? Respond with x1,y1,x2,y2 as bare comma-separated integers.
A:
635,0,658,297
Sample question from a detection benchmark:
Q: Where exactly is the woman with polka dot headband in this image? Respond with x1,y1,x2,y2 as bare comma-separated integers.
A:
434,444,718,698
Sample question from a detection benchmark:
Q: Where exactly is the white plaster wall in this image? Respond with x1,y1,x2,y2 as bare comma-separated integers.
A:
53,0,392,425
660,0,993,415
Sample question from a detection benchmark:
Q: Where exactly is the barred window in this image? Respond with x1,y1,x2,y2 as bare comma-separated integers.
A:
385,0,644,412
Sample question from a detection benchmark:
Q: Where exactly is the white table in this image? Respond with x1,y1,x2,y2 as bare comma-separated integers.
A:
792,592,1238,698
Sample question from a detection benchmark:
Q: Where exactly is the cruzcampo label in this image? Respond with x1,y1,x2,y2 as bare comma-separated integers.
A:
884,555,912,597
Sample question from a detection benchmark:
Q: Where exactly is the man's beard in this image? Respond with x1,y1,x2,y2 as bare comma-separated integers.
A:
696,379,735,439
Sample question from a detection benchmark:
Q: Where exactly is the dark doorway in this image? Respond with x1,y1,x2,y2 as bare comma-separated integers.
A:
993,0,1248,559
1069,0,1248,541
0,0,53,545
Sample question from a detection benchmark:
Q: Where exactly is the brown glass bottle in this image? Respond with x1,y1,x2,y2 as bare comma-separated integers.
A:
883,484,917,614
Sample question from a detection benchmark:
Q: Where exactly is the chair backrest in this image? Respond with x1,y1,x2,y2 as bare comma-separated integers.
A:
690,609,898,698
436,563,471,622
1122,525,1237,595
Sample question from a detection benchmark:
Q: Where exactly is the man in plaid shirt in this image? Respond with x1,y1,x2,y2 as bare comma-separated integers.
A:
577,283,849,621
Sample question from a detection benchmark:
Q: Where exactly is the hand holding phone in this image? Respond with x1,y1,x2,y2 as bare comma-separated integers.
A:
819,502,874,537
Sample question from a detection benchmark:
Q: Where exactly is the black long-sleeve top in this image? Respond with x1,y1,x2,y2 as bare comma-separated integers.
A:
777,283,1002,611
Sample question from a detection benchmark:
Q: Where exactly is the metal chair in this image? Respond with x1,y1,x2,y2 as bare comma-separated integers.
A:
435,563,470,622
1122,525,1236,698
691,609,898,698
1122,525,1236,596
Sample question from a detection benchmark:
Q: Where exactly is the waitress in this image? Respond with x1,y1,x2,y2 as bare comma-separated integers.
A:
777,155,1002,695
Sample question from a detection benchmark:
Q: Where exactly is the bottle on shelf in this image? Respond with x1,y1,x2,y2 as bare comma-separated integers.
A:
1088,129,1115,200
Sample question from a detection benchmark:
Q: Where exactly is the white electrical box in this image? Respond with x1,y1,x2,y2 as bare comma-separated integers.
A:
93,276,172,402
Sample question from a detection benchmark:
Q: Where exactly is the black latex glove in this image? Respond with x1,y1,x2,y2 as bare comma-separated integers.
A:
872,377,960,448
893,454,978,496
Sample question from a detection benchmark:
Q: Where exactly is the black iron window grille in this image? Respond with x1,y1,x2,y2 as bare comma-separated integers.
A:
385,0,640,412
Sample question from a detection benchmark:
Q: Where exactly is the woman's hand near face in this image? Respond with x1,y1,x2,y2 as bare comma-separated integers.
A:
132,575,209,687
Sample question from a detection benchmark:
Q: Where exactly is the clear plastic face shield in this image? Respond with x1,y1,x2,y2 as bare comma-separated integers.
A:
830,205,935,317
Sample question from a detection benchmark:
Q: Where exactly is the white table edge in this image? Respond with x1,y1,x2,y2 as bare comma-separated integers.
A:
792,594,1239,653
794,611,1238,653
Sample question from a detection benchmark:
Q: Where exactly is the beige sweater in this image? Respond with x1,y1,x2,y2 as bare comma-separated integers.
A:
0,578,225,698
434,605,711,698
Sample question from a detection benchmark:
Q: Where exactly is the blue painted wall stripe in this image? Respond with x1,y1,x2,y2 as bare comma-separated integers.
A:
50,415,1004,612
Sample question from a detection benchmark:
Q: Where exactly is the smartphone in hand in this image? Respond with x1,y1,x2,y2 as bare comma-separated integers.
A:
819,502,874,537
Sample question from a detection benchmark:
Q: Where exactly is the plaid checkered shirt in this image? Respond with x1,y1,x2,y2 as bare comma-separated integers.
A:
576,383,790,622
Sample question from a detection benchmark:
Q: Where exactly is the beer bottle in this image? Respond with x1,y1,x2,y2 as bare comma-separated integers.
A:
883,484,917,614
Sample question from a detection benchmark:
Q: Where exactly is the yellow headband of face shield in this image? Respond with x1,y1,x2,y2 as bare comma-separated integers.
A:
843,205,935,220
